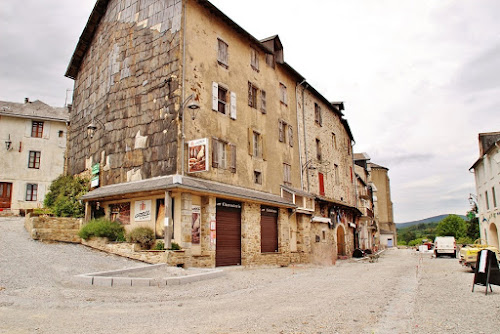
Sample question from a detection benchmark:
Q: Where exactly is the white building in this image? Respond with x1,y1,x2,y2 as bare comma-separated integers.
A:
470,132,500,248
0,99,69,214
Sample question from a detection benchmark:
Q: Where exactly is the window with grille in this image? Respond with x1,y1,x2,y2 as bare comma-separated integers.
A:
26,184,38,201
28,151,41,169
31,121,44,138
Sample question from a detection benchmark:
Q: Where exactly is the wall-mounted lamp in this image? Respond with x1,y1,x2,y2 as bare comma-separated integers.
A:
5,134,12,151
87,118,104,139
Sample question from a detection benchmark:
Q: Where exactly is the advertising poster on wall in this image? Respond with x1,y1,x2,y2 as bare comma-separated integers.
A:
134,200,152,222
110,202,131,225
192,205,201,244
188,138,208,173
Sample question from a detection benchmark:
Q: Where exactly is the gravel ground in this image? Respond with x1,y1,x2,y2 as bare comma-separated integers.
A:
1,217,500,333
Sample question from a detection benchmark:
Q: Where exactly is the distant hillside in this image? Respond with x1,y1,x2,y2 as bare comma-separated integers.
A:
396,214,467,229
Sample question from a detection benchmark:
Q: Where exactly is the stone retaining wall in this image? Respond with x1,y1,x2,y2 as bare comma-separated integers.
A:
25,214,82,243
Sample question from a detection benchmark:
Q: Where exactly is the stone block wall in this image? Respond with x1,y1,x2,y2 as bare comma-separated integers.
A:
25,215,83,243
69,0,183,183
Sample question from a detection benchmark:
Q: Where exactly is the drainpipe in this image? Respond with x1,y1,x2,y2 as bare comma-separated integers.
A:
295,79,307,190
180,0,188,176
301,82,310,191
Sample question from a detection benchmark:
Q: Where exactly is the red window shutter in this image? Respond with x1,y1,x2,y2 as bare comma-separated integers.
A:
319,172,325,196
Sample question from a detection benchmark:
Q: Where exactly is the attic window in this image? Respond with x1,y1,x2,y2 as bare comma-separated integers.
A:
266,54,275,68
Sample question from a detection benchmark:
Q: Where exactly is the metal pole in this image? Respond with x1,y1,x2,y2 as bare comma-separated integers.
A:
164,191,172,249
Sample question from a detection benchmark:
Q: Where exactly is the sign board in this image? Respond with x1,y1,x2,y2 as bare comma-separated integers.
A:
472,249,500,295
188,138,208,173
191,205,201,244
91,163,100,175
134,200,152,221
91,175,99,188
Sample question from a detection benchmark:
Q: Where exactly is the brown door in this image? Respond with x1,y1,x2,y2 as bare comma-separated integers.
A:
216,200,241,267
261,206,278,253
0,183,13,209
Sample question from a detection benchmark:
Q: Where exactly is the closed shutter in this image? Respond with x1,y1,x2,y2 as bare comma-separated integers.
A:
289,125,293,147
261,206,278,253
212,82,218,111
248,128,254,156
260,90,266,113
229,143,236,173
278,120,284,142
212,138,219,168
319,172,325,196
216,201,242,267
230,92,237,119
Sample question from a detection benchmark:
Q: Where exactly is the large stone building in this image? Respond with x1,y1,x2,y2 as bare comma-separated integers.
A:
65,0,359,267
369,162,396,247
0,99,68,214
470,132,500,248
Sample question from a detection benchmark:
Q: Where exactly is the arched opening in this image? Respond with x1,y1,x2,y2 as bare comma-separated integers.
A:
489,223,499,249
337,225,346,256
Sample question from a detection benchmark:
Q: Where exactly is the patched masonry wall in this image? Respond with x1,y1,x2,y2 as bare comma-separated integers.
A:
69,0,183,184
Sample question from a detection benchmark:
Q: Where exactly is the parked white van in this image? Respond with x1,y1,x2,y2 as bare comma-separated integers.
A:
434,236,457,258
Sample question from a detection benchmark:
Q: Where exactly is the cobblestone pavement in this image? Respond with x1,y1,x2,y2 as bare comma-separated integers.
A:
1,217,499,333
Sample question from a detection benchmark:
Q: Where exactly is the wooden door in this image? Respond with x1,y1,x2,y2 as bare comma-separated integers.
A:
0,183,12,209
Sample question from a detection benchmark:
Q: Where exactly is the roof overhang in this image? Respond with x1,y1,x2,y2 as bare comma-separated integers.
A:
315,195,362,216
81,174,296,208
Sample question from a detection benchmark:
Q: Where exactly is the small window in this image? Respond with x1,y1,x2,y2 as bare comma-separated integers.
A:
334,164,340,185
316,139,322,161
283,163,291,185
253,131,261,158
485,191,490,210
493,186,497,208
279,120,287,143
288,125,293,147
26,184,38,201
279,83,287,105
58,130,64,138
332,133,337,149
251,48,259,71
254,170,262,184
31,121,44,138
28,151,41,169
248,82,258,109
315,103,322,126
217,38,228,67
266,54,275,68
217,86,228,114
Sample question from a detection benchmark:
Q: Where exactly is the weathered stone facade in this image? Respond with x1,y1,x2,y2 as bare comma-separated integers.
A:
25,215,83,243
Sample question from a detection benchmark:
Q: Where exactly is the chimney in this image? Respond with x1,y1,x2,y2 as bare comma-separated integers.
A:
24,97,29,104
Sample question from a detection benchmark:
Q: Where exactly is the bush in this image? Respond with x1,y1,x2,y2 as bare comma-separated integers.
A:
127,227,155,249
44,175,89,217
78,218,125,241
169,241,181,250
153,240,165,250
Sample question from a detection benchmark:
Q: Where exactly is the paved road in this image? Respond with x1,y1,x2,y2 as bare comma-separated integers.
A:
1,217,499,333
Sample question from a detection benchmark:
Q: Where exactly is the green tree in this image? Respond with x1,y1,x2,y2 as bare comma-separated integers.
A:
44,175,89,217
435,214,467,239
465,216,480,241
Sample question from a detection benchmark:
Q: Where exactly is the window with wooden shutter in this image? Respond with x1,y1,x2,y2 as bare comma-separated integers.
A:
279,83,287,105
316,139,322,161
315,103,322,126
319,172,325,196
248,128,254,156
260,90,266,113
217,38,228,67
251,48,259,71
288,125,293,147
230,92,237,119
278,120,285,143
248,82,257,108
229,143,236,173
212,82,219,111
283,163,291,185
212,138,219,168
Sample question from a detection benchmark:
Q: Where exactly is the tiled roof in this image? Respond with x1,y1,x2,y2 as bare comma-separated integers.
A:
0,100,68,122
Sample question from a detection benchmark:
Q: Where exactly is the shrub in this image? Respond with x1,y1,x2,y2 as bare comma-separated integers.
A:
78,218,125,241
153,240,165,250
169,241,181,250
127,227,155,249
44,175,89,217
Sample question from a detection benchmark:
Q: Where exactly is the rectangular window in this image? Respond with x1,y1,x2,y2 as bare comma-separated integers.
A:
212,138,227,169
28,151,41,169
315,103,322,126
251,48,259,71
332,133,337,149
254,170,262,184
318,172,325,196
493,187,497,208
253,131,261,158
279,83,287,105
26,184,38,201
288,125,293,147
217,86,228,114
334,164,340,185
316,139,322,161
248,82,258,109
31,121,44,138
217,38,228,67
266,54,275,68
283,163,291,185
485,191,490,210
279,120,287,143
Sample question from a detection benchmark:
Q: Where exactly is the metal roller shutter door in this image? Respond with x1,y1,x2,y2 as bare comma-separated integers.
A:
261,210,278,253
216,207,241,267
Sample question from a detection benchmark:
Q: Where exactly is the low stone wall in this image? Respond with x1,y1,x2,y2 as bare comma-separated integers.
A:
81,238,167,264
25,214,82,243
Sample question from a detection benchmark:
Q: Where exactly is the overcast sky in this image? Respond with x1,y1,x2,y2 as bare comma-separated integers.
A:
1,0,499,223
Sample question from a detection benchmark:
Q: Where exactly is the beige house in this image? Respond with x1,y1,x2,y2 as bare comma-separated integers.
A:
65,0,357,267
470,132,500,248
369,162,396,247
0,99,68,214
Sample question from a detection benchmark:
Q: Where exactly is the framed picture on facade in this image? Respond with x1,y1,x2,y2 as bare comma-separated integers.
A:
192,205,201,244
188,138,208,173
110,202,131,225
134,200,152,222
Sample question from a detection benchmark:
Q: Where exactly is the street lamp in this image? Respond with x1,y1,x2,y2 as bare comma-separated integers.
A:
87,117,105,139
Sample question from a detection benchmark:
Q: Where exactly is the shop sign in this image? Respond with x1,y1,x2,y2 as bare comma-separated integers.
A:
216,200,242,209
134,200,152,221
91,175,99,188
191,205,201,244
91,163,100,175
188,138,208,173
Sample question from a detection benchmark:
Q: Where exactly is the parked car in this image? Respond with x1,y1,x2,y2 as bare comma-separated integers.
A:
459,239,500,270
434,236,456,258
